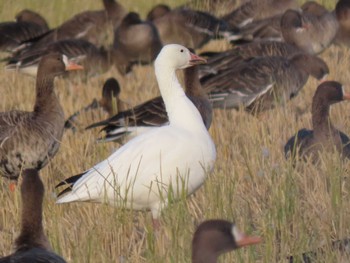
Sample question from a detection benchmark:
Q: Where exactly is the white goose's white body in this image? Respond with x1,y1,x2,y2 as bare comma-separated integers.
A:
56,45,216,218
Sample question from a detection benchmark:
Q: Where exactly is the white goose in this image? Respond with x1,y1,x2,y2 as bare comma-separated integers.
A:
56,44,216,227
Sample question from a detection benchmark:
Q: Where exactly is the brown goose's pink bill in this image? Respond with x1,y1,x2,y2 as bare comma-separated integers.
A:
189,52,207,65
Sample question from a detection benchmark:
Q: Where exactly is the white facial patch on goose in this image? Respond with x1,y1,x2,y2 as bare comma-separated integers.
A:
62,55,69,67
238,18,253,28
231,225,244,243
296,27,306,33
321,74,328,82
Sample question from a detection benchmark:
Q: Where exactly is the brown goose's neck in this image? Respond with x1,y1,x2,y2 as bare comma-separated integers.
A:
184,66,207,98
312,97,334,136
15,172,50,250
192,244,218,263
107,49,130,75
34,74,60,114
104,0,127,25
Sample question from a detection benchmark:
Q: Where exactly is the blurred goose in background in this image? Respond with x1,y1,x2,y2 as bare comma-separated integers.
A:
0,53,82,181
288,237,350,262
0,9,49,52
0,169,66,263
5,38,144,76
230,1,330,45
334,0,350,46
86,63,212,142
301,1,329,17
15,9,49,29
147,4,241,49
7,12,160,76
192,220,261,263
65,77,128,131
56,45,216,229
13,0,126,56
199,41,301,78
221,0,298,29
285,81,350,161
5,38,113,76
146,4,171,21
281,8,339,55
113,12,163,73
202,53,329,112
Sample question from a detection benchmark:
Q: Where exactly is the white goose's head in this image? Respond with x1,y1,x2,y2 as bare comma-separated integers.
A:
155,44,206,70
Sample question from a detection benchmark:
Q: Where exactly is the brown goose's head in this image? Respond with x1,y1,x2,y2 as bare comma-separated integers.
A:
290,54,329,81
281,9,304,30
192,220,261,263
37,52,83,78
120,12,142,27
281,9,312,49
301,1,328,16
15,9,49,29
102,77,120,99
100,78,122,115
146,4,171,21
336,0,350,29
314,81,350,105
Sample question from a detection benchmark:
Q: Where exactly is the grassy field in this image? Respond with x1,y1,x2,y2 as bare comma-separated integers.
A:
1,0,350,262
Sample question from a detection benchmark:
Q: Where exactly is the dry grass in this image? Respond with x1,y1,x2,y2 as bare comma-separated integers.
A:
1,0,350,262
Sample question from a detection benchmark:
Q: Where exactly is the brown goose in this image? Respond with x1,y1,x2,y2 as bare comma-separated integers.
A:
301,1,329,17
281,8,339,54
86,64,212,142
0,52,82,180
288,238,350,262
65,77,127,131
285,81,350,161
113,12,163,73
231,2,330,45
14,0,126,55
231,14,284,44
6,38,111,76
0,9,49,52
221,0,298,29
15,9,49,30
192,220,261,263
0,169,66,263
202,53,329,112
146,4,171,21
334,0,350,46
198,41,301,78
148,5,240,49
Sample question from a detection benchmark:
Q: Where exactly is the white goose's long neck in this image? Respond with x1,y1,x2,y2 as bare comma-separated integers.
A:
155,65,206,130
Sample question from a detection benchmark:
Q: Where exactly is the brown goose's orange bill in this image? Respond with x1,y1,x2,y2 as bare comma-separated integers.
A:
343,92,350,100
236,234,262,247
65,61,84,71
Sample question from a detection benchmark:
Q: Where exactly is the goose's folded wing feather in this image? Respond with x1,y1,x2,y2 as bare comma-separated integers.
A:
0,111,30,145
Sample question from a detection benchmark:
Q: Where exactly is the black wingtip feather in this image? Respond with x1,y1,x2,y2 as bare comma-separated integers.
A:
57,186,73,198
55,173,85,188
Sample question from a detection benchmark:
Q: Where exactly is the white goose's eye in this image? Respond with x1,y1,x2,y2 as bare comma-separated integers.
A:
180,49,184,53
62,55,69,66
